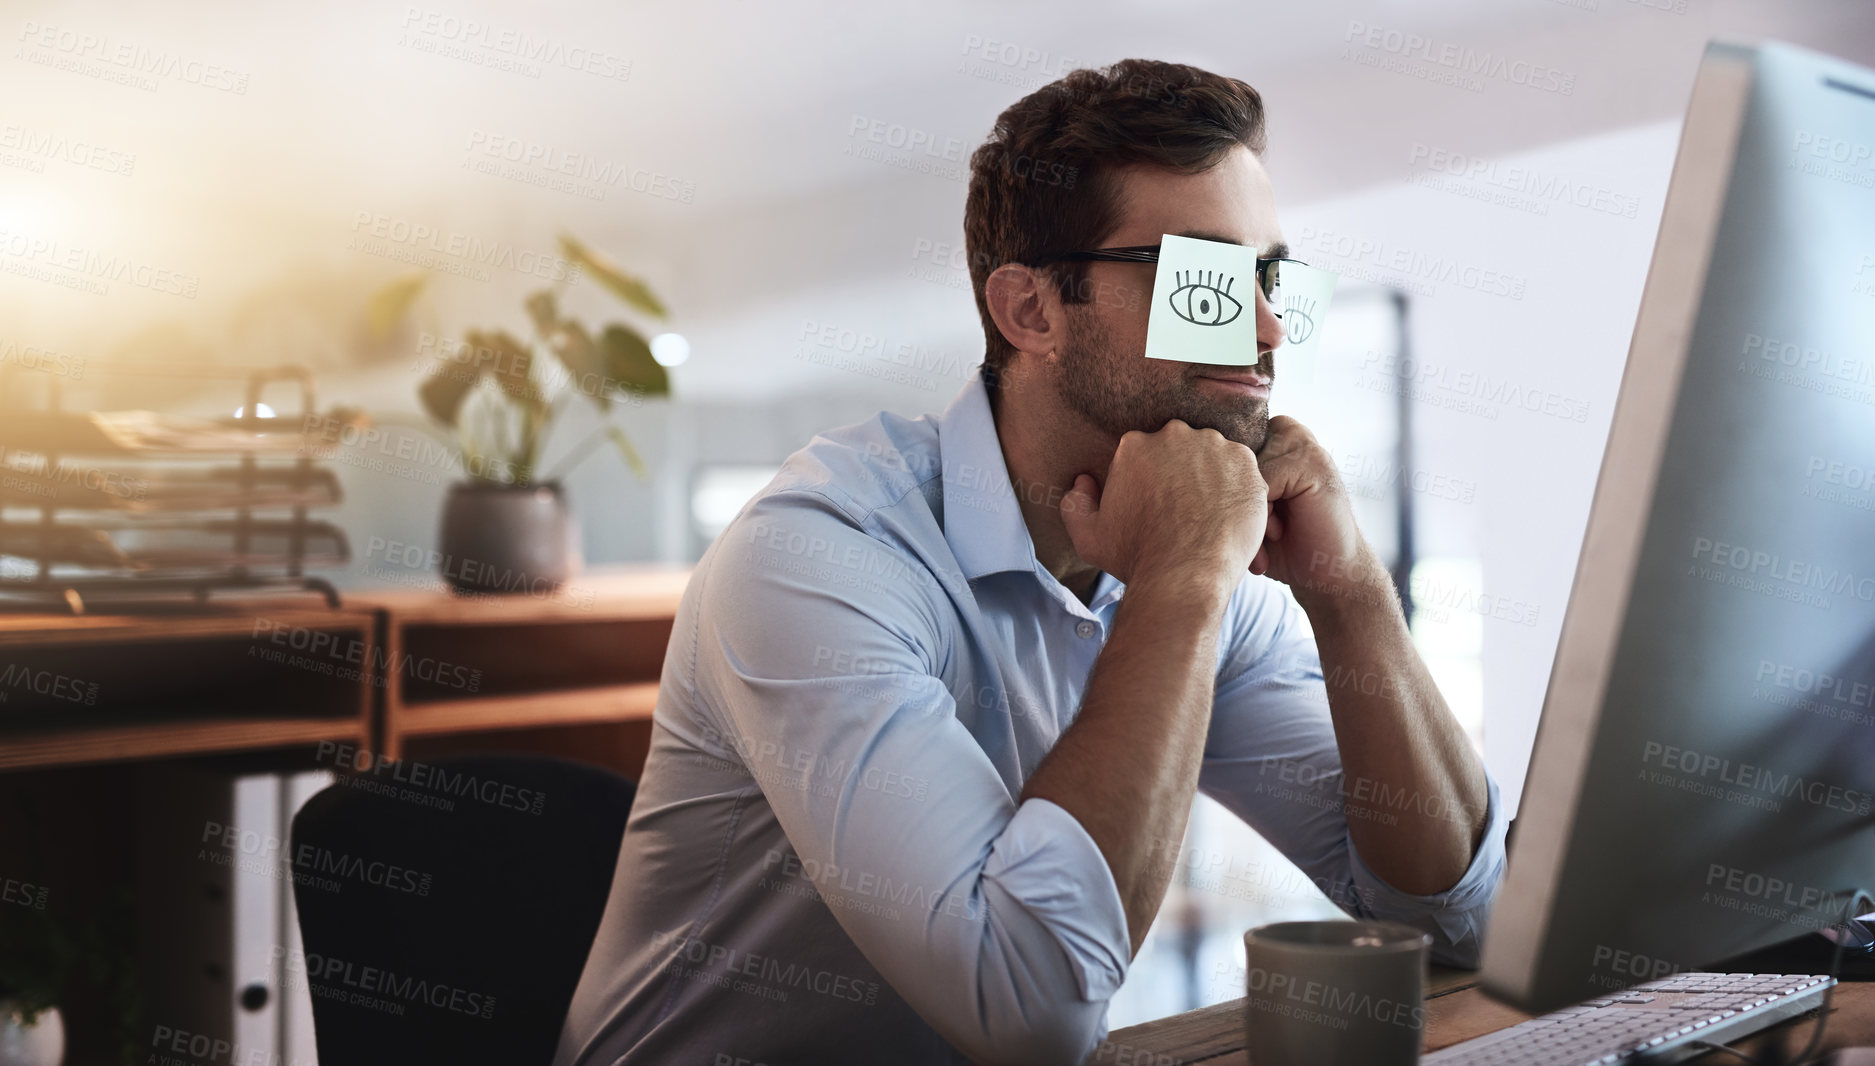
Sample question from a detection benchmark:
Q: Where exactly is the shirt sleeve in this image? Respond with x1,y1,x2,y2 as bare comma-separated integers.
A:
693,490,1130,1066
1196,579,1508,969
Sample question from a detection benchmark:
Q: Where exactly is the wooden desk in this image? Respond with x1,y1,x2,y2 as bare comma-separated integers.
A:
346,566,689,769
1091,970,1874,1064
0,603,377,771
0,565,690,776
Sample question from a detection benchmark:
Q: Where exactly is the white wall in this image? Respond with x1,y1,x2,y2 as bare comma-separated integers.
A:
1277,121,1682,812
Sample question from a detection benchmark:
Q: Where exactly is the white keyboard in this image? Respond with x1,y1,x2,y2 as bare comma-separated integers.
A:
1425,971,1835,1065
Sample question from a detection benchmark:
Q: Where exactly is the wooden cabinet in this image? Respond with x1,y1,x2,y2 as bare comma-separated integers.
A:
0,565,688,778
0,606,376,772
351,567,688,775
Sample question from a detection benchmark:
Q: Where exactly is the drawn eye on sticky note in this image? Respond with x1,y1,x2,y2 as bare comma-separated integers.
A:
1167,269,1243,325
1272,259,1338,385
1145,234,1262,367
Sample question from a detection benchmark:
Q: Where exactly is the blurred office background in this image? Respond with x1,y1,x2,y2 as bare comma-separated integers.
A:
3,0,1872,1030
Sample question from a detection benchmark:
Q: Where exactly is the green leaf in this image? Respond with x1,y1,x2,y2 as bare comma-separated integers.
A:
549,321,608,410
559,232,668,318
417,329,541,427
605,424,650,480
599,323,670,396
523,289,558,336
366,273,429,340
464,328,544,410
549,321,670,408
417,357,479,428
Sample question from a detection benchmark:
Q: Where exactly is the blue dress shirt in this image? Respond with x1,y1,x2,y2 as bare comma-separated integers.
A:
554,367,1508,1066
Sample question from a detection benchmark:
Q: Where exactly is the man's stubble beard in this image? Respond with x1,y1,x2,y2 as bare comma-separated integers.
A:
1053,306,1271,452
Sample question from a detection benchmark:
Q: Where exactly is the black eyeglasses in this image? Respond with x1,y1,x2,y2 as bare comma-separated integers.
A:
1036,244,1304,312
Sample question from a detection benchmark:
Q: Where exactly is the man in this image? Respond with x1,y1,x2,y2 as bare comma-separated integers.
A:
556,58,1506,1066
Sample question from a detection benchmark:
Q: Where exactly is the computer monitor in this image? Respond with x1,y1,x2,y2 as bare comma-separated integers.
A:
1481,39,1875,1014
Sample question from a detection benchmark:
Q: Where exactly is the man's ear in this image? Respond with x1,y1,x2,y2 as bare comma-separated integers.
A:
984,263,1063,357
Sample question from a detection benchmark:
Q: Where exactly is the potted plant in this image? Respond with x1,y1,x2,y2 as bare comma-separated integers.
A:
374,233,672,594
0,930,64,1066
0,883,141,1066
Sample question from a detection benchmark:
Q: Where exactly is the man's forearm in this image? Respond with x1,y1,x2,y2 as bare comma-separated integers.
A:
1019,568,1232,954
1294,550,1490,896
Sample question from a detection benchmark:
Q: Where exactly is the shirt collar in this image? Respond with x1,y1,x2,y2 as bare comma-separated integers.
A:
934,367,1127,611
935,367,1042,581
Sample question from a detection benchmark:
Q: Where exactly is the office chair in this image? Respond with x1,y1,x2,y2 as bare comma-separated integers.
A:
289,754,634,1064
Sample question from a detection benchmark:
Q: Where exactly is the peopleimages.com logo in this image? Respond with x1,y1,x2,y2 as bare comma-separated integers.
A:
1640,740,1873,815
316,742,546,815
275,946,496,1020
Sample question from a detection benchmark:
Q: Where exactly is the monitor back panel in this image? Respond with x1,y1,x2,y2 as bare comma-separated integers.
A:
1483,41,1875,1012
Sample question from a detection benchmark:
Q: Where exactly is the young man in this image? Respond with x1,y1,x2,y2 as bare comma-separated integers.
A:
555,58,1506,1066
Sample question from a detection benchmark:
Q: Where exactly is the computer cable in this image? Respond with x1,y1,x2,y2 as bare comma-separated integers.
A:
1684,888,1875,1066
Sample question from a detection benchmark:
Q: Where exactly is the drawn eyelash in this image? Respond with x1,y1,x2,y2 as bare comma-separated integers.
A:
1172,269,1235,296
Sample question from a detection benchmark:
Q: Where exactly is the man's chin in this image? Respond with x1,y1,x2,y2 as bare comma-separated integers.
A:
1176,392,1270,451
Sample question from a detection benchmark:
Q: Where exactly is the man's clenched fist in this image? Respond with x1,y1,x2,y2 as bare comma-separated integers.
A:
1060,419,1265,595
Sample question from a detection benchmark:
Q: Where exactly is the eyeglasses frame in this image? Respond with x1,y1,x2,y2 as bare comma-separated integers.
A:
1033,244,1306,318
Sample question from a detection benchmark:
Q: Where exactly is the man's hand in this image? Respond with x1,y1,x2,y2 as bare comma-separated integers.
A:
1252,415,1387,600
1059,419,1264,597
1252,418,1491,896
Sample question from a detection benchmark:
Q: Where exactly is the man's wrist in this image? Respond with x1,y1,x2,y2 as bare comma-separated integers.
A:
1288,545,1400,620
1124,562,1237,615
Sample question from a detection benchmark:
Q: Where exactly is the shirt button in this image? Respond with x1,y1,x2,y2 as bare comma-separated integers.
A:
1076,620,1097,639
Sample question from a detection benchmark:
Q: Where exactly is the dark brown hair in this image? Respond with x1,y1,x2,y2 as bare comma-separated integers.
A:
963,58,1267,385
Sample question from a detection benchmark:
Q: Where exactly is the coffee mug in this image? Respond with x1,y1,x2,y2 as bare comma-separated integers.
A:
1243,919,1430,1066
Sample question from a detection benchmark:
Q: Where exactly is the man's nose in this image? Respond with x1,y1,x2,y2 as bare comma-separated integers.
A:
1255,285,1285,356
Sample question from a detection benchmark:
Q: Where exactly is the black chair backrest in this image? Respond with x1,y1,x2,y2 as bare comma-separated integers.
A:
290,754,633,1064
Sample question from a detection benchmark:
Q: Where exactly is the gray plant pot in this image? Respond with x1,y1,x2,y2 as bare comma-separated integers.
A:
437,481,582,594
